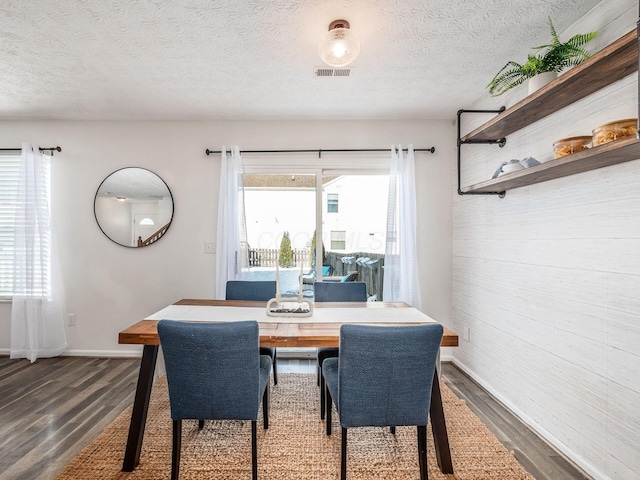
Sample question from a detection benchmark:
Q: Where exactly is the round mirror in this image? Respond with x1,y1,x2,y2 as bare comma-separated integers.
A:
94,167,174,248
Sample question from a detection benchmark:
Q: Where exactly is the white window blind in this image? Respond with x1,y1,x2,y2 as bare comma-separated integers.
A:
0,155,51,298
0,156,20,297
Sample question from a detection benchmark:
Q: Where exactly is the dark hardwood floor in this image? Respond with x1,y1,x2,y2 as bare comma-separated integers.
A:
0,356,589,480
0,356,139,480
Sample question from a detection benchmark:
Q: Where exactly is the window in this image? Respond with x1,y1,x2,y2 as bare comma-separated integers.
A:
330,230,346,250
0,155,52,298
327,193,339,213
0,156,20,297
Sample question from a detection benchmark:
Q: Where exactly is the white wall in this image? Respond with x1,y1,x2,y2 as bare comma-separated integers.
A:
453,1,640,479
0,119,454,359
95,196,132,245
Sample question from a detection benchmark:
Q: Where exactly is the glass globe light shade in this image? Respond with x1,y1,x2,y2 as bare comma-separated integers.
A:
319,20,360,68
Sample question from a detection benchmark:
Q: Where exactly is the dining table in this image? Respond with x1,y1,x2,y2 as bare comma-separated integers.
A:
118,298,459,474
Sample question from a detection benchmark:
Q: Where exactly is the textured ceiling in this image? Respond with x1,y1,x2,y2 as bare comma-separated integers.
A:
97,167,171,199
0,0,601,121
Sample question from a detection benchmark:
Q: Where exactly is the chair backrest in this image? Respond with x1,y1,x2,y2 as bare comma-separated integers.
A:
158,320,261,421
337,323,443,428
314,281,367,302
225,280,276,301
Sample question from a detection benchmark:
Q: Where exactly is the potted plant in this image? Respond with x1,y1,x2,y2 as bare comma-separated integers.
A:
487,18,597,96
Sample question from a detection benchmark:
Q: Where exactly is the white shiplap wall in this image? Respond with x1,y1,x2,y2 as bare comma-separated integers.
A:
453,1,640,479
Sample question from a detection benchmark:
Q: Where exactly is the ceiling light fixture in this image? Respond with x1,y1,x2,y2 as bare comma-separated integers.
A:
319,20,360,68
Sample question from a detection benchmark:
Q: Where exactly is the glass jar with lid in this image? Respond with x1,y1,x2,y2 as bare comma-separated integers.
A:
553,136,592,159
592,118,638,146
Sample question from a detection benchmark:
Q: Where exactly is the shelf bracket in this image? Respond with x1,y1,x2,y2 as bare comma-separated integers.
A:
457,108,507,198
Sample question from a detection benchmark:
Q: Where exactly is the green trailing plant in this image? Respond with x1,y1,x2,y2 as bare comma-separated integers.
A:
487,18,597,96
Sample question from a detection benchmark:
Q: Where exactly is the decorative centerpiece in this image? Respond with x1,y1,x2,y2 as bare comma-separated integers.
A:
487,18,597,96
266,258,313,318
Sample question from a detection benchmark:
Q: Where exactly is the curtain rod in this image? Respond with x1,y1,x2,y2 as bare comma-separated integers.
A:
0,146,62,155
205,147,435,157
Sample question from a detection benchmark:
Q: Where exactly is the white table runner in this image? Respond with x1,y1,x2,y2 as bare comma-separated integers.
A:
145,305,436,324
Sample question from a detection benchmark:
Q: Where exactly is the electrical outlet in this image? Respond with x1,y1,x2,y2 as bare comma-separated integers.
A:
205,241,216,254
67,314,76,326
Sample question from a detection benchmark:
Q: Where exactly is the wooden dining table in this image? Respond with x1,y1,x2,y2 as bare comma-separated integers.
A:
118,299,458,474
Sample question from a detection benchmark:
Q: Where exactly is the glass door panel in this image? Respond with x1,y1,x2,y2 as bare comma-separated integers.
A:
321,174,389,300
242,173,316,297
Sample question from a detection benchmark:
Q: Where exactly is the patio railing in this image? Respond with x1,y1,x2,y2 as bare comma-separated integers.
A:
248,248,310,268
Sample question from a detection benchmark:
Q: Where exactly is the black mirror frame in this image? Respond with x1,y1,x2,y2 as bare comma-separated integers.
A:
94,167,174,248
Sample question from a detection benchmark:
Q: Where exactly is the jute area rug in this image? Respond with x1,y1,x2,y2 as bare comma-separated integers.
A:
56,374,534,480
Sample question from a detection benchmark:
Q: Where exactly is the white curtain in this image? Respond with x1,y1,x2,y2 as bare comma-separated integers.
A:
10,143,67,362
215,146,247,299
383,144,422,309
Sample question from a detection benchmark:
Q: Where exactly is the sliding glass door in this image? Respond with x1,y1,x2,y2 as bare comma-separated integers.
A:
241,169,388,300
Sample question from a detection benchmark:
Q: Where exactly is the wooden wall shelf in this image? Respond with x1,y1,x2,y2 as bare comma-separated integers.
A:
463,135,640,194
458,28,639,196
462,29,638,143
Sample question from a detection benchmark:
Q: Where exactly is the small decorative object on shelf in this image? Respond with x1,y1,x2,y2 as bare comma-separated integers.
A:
592,118,638,146
527,71,557,94
492,157,540,179
553,136,592,158
487,17,597,96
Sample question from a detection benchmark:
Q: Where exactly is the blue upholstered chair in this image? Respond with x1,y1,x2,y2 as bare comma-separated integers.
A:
314,281,367,419
314,281,366,302
158,320,272,480
323,323,444,480
226,280,278,384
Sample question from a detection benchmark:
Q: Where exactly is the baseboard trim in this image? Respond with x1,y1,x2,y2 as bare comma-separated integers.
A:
0,348,143,359
276,348,316,359
63,349,143,358
1,347,454,363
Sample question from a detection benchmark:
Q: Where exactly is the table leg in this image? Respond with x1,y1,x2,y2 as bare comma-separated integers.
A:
122,345,159,472
430,368,454,474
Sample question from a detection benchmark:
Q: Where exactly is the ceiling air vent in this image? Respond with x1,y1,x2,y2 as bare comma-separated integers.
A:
314,67,352,77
